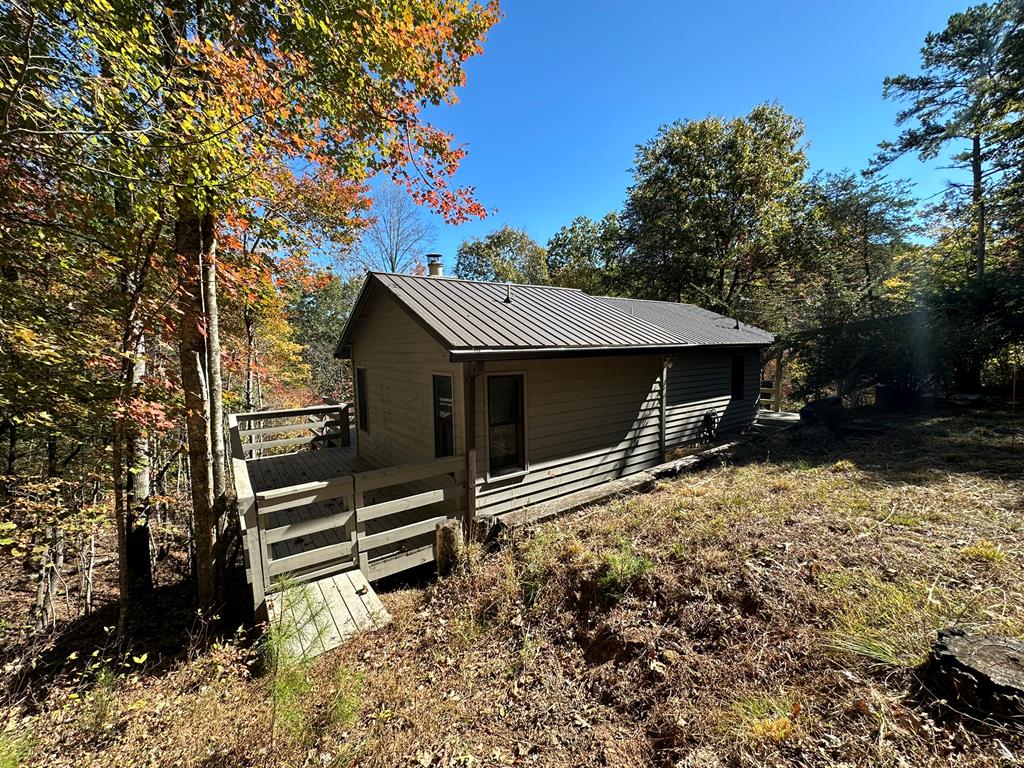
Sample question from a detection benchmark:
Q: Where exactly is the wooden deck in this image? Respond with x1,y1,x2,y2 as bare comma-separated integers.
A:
266,569,390,658
229,403,466,663
246,446,445,581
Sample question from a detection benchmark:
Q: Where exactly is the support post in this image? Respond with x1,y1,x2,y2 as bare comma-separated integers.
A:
463,362,481,539
660,356,670,461
773,348,784,413
435,518,464,577
353,476,368,576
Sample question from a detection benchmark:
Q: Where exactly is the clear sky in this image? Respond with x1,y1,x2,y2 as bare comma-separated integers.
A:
405,0,970,270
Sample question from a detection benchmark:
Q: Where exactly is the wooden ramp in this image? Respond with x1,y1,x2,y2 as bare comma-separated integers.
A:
266,569,391,659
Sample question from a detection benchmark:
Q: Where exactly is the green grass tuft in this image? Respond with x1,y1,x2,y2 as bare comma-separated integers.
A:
0,734,31,768
595,539,654,605
960,539,1006,564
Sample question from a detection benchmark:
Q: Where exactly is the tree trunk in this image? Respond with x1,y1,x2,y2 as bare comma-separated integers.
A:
176,202,217,612
125,333,153,599
244,305,257,411
35,436,64,632
972,134,986,278
201,213,226,501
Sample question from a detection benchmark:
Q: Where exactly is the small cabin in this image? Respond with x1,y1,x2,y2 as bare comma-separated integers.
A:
229,268,775,639
334,270,774,525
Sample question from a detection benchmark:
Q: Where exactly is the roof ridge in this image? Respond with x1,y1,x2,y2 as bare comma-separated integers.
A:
370,271,584,292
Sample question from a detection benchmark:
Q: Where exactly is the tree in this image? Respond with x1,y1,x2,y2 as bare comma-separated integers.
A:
356,185,437,273
289,276,361,400
801,172,919,326
1,0,500,622
876,1,1015,277
616,104,808,321
455,226,549,284
546,214,618,293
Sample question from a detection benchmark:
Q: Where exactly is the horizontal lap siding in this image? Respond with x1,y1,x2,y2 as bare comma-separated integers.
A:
664,349,760,448
475,355,664,518
350,291,463,470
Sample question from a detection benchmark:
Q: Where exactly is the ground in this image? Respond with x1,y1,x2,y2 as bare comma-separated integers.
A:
2,405,1022,767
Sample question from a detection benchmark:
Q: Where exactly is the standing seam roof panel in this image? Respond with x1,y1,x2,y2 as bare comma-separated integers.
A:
340,273,774,356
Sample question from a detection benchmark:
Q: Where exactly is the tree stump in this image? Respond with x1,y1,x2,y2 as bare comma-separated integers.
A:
922,628,1024,722
435,519,464,577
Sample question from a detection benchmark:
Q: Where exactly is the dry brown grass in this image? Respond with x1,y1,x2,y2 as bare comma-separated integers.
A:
5,406,1023,767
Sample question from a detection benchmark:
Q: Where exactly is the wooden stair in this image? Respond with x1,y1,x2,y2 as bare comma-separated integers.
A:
266,569,390,659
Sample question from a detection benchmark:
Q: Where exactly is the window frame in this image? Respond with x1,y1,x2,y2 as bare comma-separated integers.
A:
431,372,455,459
484,371,528,481
356,366,369,432
730,353,746,401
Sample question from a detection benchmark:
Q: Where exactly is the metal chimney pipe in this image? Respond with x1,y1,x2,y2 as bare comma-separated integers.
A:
427,253,443,277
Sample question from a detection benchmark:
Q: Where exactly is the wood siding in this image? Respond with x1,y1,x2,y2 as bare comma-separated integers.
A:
349,290,464,469
347,291,764,522
473,356,665,518
664,348,761,449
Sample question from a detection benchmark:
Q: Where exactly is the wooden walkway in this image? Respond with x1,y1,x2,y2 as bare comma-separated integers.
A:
266,569,390,658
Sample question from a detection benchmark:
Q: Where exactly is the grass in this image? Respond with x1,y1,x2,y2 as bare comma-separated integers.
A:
961,539,1007,564
594,538,654,605
0,735,30,768
7,407,1024,768
822,570,965,667
728,692,798,742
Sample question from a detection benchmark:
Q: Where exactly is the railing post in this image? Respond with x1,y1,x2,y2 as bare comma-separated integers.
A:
340,404,351,447
353,477,368,576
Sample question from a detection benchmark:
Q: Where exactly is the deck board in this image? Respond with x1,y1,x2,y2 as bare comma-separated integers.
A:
267,570,391,658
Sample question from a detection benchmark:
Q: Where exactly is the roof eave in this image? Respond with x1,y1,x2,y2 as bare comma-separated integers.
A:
448,340,770,361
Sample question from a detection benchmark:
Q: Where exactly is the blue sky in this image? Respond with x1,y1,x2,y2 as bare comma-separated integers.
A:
402,0,970,269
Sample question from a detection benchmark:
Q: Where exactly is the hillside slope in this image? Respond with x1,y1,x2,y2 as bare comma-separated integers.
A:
8,407,1024,767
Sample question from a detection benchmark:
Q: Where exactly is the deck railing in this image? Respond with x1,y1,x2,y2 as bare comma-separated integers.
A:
232,402,351,457
228,405,465,617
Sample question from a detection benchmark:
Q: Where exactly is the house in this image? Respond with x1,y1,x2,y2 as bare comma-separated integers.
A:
334,261,774,527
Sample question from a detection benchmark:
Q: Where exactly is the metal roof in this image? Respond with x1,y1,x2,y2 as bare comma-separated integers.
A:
598,296,775,347
335,273,774,360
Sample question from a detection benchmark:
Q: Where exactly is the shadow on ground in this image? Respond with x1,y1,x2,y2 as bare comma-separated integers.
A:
3,562,257,710
732,403,1023,488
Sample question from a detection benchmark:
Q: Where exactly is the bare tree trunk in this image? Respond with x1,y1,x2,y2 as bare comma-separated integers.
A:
6,420,14,474
201,213,226,501
244,305,257,411
176,203,217,612
972,134,986,278
35,436,64,632
125,333,154,601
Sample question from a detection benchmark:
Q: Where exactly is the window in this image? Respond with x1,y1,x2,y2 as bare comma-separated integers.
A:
433,374,454,458
356,367,369,431
487,374,525,477
731,354,745,400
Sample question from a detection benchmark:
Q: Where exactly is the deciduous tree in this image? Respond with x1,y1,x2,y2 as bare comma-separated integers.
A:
455,225,549,284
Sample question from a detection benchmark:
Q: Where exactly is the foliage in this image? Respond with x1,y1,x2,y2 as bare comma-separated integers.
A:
877,0,1016,276
287,275,362,400
615,103,808,317
0,0,499,623
545,214,619,293
455,225,549,284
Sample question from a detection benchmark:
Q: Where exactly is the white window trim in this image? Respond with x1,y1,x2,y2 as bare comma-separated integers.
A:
483,371,529,482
